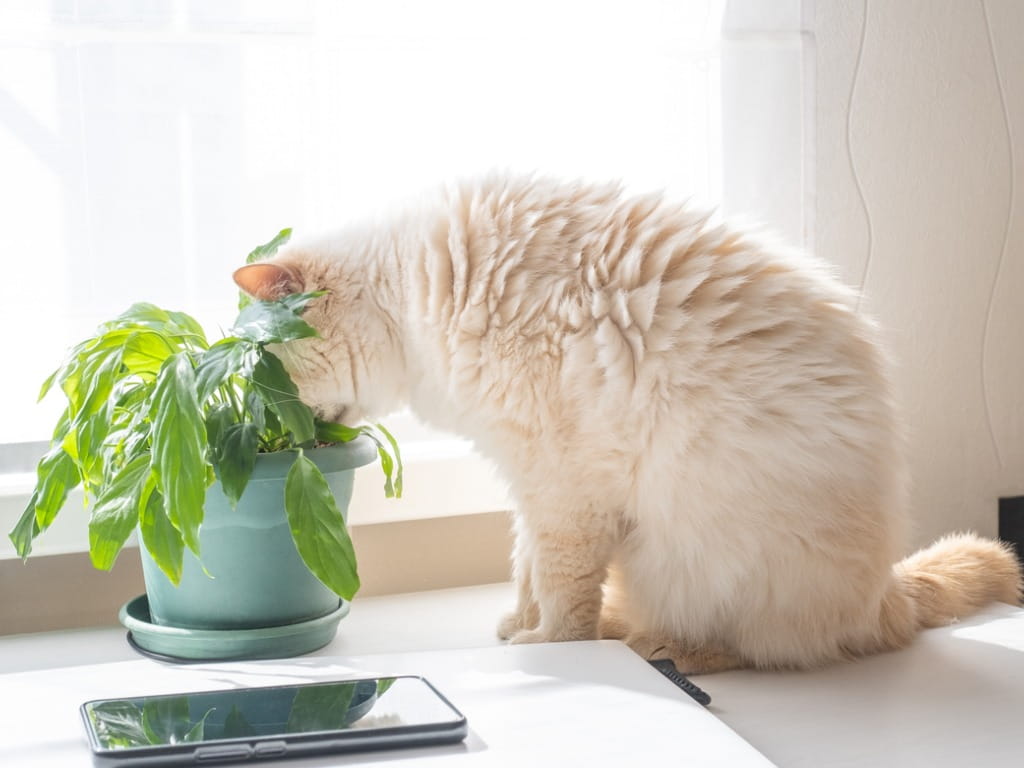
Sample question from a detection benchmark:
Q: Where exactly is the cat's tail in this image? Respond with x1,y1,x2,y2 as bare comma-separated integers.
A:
890,533,1021,632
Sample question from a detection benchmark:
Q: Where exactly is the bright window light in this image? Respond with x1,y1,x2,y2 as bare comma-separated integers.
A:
0,0,724,446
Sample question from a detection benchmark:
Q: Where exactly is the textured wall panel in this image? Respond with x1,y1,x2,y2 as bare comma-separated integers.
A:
817,0,1023,546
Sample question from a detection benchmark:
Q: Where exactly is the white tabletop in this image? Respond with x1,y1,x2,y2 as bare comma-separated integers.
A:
2,583,1022,767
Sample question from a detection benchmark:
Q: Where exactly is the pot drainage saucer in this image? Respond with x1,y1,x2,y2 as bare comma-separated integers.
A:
119,594,349,663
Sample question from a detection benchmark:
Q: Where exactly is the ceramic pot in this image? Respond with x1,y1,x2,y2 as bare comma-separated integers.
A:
139,438,376,631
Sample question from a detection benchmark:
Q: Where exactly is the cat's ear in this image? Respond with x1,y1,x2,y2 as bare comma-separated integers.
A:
233,262,302,300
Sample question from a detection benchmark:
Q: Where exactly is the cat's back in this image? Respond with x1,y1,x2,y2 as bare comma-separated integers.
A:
421,175,893,456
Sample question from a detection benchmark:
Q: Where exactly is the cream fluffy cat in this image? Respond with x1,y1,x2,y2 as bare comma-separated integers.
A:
234,175,1021,673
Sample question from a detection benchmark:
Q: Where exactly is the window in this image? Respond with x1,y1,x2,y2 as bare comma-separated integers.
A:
0,0,725,555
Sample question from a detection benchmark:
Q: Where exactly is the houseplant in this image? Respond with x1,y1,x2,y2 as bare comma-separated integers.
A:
8,230,401,657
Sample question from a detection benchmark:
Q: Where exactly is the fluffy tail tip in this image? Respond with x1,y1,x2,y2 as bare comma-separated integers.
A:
895,532,1023,628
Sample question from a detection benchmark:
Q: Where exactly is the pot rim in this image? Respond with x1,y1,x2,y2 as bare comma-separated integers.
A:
247,435,377,479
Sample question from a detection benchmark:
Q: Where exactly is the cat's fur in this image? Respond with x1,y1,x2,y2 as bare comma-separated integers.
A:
235,175,1022,673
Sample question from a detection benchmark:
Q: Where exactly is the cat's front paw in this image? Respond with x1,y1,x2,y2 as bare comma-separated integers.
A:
507,624,599,644
499,610,532,638
507,628,549,645
497,610,537,640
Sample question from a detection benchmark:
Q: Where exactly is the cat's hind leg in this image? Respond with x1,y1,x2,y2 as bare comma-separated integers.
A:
626,631,743,675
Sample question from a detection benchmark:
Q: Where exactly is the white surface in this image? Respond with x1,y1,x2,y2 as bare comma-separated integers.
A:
1,585,1022,766
691,602,1024,768
0,641,771,768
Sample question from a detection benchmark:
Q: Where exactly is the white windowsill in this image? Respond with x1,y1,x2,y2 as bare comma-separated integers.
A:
0,439,513,561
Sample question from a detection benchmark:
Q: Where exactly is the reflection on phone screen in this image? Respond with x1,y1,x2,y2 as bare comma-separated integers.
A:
84,677,462,750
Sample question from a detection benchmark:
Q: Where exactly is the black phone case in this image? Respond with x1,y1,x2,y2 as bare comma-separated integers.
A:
81,676,468,767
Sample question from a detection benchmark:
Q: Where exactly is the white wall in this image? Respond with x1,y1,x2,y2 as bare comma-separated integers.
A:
726,0,1024,548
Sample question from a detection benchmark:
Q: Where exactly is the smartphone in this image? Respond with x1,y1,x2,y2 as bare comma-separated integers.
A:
80,675,467,767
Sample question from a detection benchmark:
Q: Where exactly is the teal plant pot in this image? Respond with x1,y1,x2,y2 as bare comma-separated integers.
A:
139,438,377,631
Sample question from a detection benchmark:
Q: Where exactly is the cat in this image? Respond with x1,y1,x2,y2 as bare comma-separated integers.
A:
234,174,1022,673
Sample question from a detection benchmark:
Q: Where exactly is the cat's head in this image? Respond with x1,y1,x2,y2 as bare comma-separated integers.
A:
233,249,404,426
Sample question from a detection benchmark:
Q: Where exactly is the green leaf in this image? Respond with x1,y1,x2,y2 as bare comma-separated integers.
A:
88,452,151,570
194,338,255,404
246,228,292,264
62,343,122,421
313,421,403,499
230,297,320,345
375,422,403,498
122,330,176,375
204,402,235,462
245,389,266,432
33,445,81,530
222,707,255,738
314,419,362,444
139,484,183,586
142,697,193,745
104,303,207,343
358,426,403,499
87,701,149,748
286,683,356,733
182,710,214,744
38,367,60,402
284,450,360,600
278,290,329,315
240,229,294,310
214,423,259,507
251,350,315,445
151,353,208,555
9,492,41,560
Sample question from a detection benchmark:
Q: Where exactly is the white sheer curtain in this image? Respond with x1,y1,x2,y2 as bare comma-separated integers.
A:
0,0,724,447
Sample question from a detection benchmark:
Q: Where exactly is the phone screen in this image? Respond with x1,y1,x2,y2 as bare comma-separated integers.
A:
82,676,464,755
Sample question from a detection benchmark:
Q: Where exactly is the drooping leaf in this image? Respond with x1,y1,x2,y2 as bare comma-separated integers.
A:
151,352,208,555
375,422,403,498
62,344,122,421
214,422,259,507
251,350,314,445
357,426,401,499
38,366,60,402
33,445,81,530
59,348,125,490
88,452,152,570
63,418,107,493
9,492,41,560
284,450,359,600
230,297,320,345
139,483,183,586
